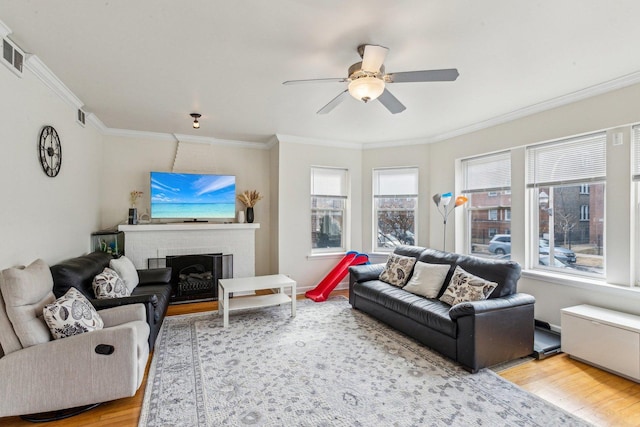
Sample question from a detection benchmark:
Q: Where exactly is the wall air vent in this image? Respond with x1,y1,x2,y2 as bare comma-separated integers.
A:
2,38,24,77
77,109,86,126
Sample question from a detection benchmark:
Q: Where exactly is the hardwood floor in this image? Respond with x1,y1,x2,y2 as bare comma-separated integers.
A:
2,290,639,426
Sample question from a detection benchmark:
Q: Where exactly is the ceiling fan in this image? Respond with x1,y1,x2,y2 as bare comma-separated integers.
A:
283,44,459,114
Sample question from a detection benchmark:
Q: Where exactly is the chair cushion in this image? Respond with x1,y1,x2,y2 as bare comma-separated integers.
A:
109,256,139,293
439,266,498,306
43,287,104,339
92,267,130,299
0,259,55,348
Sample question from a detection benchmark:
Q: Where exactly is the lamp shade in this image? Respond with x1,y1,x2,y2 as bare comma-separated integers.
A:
348,76,385,102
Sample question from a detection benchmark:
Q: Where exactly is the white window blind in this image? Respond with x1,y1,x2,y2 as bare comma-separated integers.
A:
373,167,418,197
527,132,606,187
633,125,640,181
462,151,511,193
311,167,348,197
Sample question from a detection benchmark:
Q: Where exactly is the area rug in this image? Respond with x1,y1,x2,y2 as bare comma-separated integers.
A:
139,297,589,426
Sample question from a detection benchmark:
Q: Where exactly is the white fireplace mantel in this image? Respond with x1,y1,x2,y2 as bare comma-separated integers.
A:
118,223,260,277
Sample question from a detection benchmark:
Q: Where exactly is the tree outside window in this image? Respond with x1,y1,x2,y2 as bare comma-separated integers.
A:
373,167,418,251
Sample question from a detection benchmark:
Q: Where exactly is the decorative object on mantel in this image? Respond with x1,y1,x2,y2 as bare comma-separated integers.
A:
432,192,468,251
129,190,143,225
237,210,245,223
237,190,263,224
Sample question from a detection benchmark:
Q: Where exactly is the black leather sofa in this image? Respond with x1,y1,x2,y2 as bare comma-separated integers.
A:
50,251,172,349
349,245,535,373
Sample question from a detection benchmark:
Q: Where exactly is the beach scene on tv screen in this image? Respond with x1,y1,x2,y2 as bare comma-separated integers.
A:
151,172,236,218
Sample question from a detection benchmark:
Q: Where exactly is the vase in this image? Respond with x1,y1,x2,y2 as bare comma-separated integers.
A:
237,210,245,223
246,207,254,223
128,208,138,225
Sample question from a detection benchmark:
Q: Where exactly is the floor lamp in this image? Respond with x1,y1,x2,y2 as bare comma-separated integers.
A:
432,192,468,252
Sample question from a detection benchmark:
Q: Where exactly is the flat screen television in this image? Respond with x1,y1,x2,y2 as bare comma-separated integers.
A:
150,171,236,220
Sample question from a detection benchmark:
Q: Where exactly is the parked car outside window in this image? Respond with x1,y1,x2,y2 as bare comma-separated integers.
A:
487,234,577,264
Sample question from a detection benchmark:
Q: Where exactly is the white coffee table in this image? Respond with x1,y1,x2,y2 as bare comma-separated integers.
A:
218,274,296,327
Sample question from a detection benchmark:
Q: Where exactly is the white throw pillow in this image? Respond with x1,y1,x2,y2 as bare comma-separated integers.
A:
109,256,139,293
402,262,450,298
92,267,130,299
439,266,498,306
43,287,104,340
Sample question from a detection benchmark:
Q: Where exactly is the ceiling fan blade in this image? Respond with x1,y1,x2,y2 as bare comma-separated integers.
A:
317,90,349,114
283,78,347,85
377,89,406,114
361,45,389,73
386,68,459,83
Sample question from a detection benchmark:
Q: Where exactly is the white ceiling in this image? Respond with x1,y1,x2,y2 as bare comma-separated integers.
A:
3,1,640,145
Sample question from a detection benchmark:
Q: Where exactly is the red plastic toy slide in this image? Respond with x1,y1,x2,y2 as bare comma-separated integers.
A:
305,251,369,302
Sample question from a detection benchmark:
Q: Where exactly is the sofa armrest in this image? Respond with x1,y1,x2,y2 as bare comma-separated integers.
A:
453,293,535,373
349,263,385,282
91,294,159,311
348,264,385,305
448,293,536,320
0,324,144,417
137,267,172,285
98,303,146,327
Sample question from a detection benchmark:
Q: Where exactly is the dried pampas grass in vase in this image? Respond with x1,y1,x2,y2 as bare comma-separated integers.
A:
237,190,263,223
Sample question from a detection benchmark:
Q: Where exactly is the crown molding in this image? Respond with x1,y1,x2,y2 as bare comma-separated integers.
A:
0,19,11,38
24,55,83,110
275,133,363,150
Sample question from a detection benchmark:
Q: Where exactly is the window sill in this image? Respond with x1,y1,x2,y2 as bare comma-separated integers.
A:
522,269,640,297
307,252,347,260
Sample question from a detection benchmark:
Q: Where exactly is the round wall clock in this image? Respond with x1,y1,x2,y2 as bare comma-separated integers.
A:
38,125,62,177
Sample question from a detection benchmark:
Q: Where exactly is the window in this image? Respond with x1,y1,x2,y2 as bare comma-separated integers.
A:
311,167,348,252
373,167,418,251
580,205,589,221
461,152,511,258
527,132,605,276
580,184,590,194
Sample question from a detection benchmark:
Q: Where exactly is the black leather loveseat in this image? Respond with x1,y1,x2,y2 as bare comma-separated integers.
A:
349,245,535,373
50,251,172,349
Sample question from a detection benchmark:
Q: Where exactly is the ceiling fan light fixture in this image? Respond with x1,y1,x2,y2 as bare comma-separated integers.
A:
190,113,201,129
348,76,385,103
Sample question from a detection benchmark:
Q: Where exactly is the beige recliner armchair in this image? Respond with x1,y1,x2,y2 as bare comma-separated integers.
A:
0,259,150,419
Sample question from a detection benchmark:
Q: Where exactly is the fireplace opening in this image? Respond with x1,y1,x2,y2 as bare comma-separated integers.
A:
163,253,233,303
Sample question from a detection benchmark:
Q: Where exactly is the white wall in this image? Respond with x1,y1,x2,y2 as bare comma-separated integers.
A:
426,82,640,327
100,135,273,275
0,62,103,269
277,137,362,291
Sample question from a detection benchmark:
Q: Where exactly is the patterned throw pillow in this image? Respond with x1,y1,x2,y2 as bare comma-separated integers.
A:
379,254,417,287
43,287,104,339
92,267,130,299
439,266,498,306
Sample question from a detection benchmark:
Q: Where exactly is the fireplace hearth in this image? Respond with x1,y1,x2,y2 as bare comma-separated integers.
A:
163,253,233,303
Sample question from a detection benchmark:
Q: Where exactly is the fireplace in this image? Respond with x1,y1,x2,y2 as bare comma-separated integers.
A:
165,253,233,303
